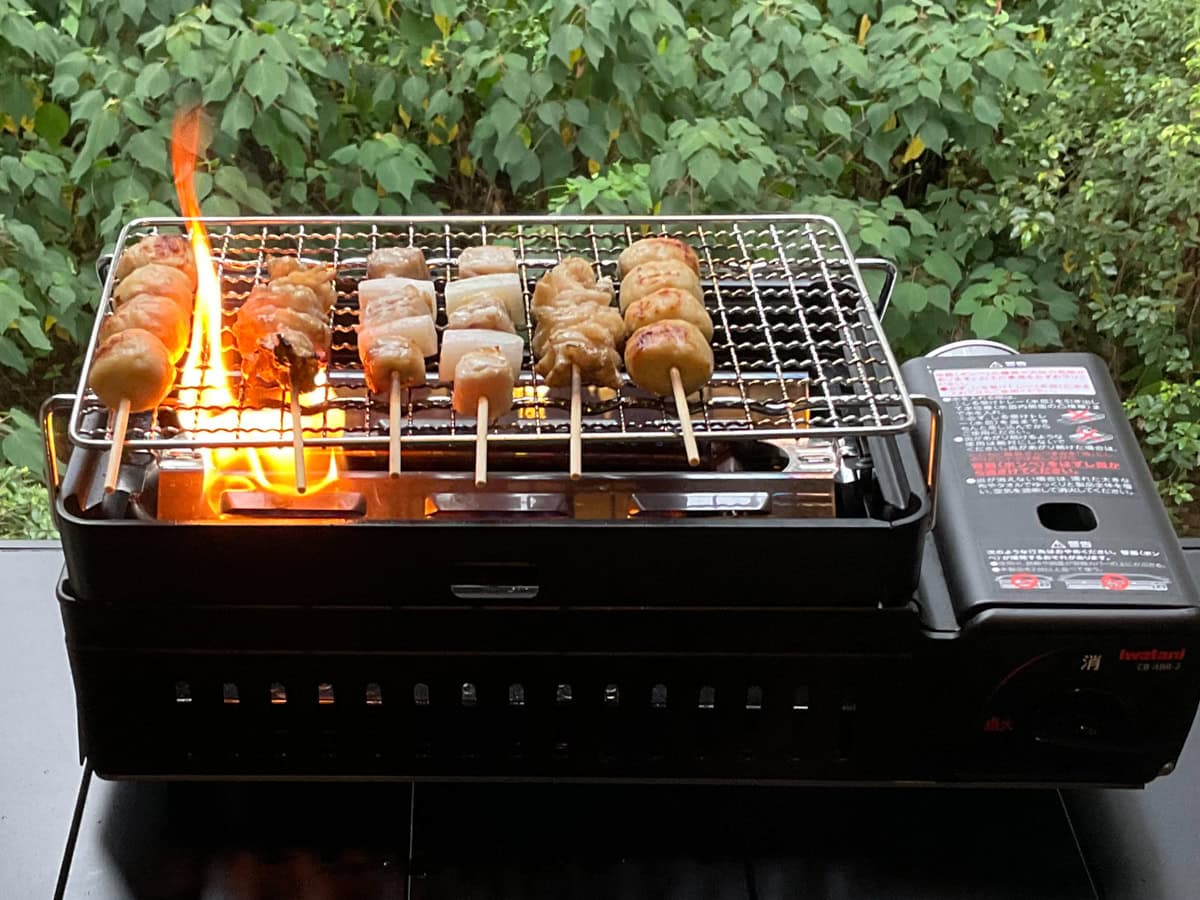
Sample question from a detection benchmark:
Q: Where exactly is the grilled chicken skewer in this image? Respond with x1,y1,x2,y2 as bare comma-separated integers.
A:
233,258,337,492
531,257,621,478
619,239,714,466
92,234,197,492
357,247,433,475
441,247,525,485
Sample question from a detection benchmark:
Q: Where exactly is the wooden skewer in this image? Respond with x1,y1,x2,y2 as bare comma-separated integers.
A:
388,371,402,478
569,364,582,480
103,398,131,494
670,366,700,467
475,395,489,486
291,390,307,494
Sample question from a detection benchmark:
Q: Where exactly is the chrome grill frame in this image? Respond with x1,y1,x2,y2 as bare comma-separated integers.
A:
68,214,914,452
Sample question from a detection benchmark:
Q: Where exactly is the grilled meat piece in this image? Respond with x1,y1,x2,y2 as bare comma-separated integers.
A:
534,324,623,389
89,328,175,412
617,236,700,277
366,246,428,280
360,333,426,393
446,294,516,333
452,347,515,420
234,282,331,391
356,285,434,393
266,258,337,312
114,233,197,287
618,258,703,312
439,329,524,381
624,318,714,396
113,264,194,312
531,304,624,357
444,273,526,326
100,293,191,363
360,286,430,324
359,277,437,318
530,256,600,309
624,287,713,341
457,244,517,279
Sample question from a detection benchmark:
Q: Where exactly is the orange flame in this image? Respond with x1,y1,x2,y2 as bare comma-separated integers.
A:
171,107,342,514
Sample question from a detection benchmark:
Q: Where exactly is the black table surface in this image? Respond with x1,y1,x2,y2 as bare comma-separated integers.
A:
4,541,1199,899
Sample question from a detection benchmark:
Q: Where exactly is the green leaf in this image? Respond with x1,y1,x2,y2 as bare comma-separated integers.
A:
687,147,721,190
924,249,962,287
69,108,120,179
641,111,666,144
119,0,145,21
972,94,1002,128
565,98,588,126
0,336,28,373
1026,319,1060,347
351,185,379,215
502,68,530,105
135,62,170,101
927,285,951,312
743,87,767,119
15,315,50,351
760,71,785,99
921,118,948,154
892,282,928,314
244,57,287,107
946,61,972,90
548,23,583,66
376,155,420,201
489,97,522,136
1012,63,1043,95
2,414,43,471
221,91,255,136
402,76,428,109
822,106,852,140
971,306,1008,339
982,49,1016,82
33,103,69,146
536,100,563,127
203,66,234,104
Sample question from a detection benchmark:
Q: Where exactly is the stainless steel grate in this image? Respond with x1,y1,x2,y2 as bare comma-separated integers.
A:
68,215,914,451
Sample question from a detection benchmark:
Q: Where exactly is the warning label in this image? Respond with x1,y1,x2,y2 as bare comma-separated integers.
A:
986,540,1173,592
934,366,1096,398
934,367,1133,498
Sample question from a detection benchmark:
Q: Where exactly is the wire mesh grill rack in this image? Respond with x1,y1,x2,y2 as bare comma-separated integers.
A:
68,215,914,451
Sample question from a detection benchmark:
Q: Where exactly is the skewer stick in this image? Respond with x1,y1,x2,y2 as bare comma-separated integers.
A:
475,395,489,486
389,371,402,477
569,364,583,480
291,390,307,494
103,398,131,494
670,366,700,467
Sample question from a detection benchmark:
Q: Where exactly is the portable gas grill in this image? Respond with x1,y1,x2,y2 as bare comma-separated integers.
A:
40,215,1200,786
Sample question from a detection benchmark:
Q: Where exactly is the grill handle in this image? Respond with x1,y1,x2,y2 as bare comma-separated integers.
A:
855,257,898,318
39,393,76,525
909,393,942,530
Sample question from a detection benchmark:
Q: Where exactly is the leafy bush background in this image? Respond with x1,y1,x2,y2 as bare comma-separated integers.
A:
0,0,1195,537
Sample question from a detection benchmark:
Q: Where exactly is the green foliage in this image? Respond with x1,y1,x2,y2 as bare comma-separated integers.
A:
0,0,1191,526
0,465,55,539
999,0,1200,522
